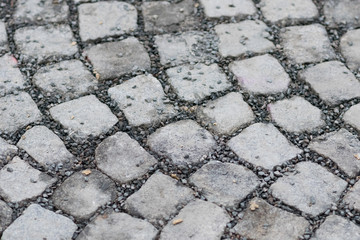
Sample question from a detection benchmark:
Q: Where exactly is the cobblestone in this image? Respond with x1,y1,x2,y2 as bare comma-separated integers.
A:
344,180,360,212
0,21,7,52
344,103,360,132
324,0,360,28
0,137,17,162
340,29,360,72
0,200,12,234
199,0,256,18
0,54,25,97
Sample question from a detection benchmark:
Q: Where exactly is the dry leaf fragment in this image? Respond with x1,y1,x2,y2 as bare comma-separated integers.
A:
354,153,360,160
82,169,92,176
70,116,75,120
249,201,259,211
71,41,77,46
170,174,180,180
172,219,183,225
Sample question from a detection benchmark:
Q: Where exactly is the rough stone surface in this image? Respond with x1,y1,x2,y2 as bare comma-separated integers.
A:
268,96,325,132
14,25,77,62
84,38,150,80
344,180,360,212
299,61,360,105
0,21,7,52
166,63,231,103
196,92,254,135
311,215,360,240
260,0,318,24
281,24,336,64
324,0,360,28
308,129,360,178
124,172,194,225
215,20,274,57
200,0,256,18
0,137,17,162
13,0,69,24
270,162,348,216
147,120,216,165
234,198,309,240
189,161,259,207
230,54,291,95
0,92,42,133
155,31,217,66
50,95,118,140
33,60,97,100
0,200,12,234
95,132,157,183
52,170,116,220
340,29,360,71
108,74,176,126
77,212,158,240
0,54,25,97
78,2,137,41
344,103,360,132
228,123,302,169
17,126,75,171
0,156,56,202
2,204,77,240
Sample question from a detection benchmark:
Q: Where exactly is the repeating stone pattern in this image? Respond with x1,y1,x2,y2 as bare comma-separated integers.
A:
270,162,348,216
215,20,274,57
227,123,302,169
14,25,77,62
189,161,259,207
311,215,360,240
344,180,360,212
196,92,254,135
76,212,158,240
160,200,230,240
281,24,336,64
0,200,12,234
124,172,194,225
108,74,176,126
147,120,216,165
166,63,231,103
268,96,325,132
0,54,25,97
324,0,360,28
0,156,56,203
78,2,137,41
52,170,116,220
199,0,256,18
50,95,118,140
0,92,42,133
0,21,7,52
84,38,151,80
1,204,77,240
234,198,309,240
95,132,157,183
299,61,360,105
0,137,17,162
230,54,291,95
344,103,360,132
340,29,360,71
308,129,360,177
33,60,97,100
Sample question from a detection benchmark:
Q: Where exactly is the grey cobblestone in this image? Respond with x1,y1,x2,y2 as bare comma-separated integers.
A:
0,200,12,234
324,0,360,28
0,54,25,97
0,21,7,52
199,0,256,18
344,180,360,212
340,28,360,72
344,103,360,132
0,137,17,162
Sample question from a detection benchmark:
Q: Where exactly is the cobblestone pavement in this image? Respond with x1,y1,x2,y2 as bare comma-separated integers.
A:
1,0,360,239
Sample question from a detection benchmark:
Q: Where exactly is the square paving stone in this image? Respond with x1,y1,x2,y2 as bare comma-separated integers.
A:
77,212,157,240
124,172,195,225
147,120,216,166
84,38,150,80
340,29,360,71
215,20,275,57
229,54,291,95
0,156,56,203
270,162,348,216
49,95,118,140
13,0,69,24
324,0,360,28
155,31,217,66
344,180,360,212
281,24,336,64
159,200,230,240
52,170,116,220
227,123,302,169
0,21,7,52
308,129,360,178
17,126,75,171
108,74,176,126
78,2,137,41
344,103,360,132
260,0,318,24
95,132,157,183
0,92,42,133
268,96,325,133
142,0,196,32
196,92,254,135
0,137,17,162
311,215,360,240
1,204,77,240
166,63,231,103
189,161,259,207
234,198,309,240
0,200,12,234
298,61,360,105
199,0,256,18
14,25,77,63
33,60,97,100
0,54,25,97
